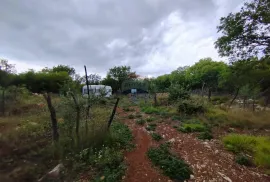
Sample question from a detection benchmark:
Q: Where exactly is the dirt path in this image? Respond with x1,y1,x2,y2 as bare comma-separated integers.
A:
156,123,270,182
117,108,169,182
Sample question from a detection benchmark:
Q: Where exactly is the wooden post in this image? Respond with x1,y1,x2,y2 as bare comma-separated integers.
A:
84,65,90,133
43,93,59,141
108,98,120,128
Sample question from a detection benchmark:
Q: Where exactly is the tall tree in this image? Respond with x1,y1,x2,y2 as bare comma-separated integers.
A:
215,0,270,60
107,66,135,92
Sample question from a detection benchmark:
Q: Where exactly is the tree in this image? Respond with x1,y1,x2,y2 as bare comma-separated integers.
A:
87,74,101,85
185,58,229,100
52,65,75,77
106,66,135,92
215,0,270,60
101,75,119,93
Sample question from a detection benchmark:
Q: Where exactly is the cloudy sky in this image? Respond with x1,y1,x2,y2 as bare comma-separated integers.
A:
0,0,244,77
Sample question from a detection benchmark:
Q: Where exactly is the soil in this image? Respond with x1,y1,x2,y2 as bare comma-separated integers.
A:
117,108,169,182
117,107,270,182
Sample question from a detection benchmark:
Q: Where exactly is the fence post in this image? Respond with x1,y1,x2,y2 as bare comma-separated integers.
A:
108,98,120,128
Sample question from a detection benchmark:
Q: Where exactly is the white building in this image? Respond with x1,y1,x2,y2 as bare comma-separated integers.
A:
82,85,112,97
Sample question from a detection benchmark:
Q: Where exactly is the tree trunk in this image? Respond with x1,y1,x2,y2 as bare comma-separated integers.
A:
108,98,120,128
208,88,211,101
43,93,59,141
243,97,246,109
70,92,80,137
252,98,255,112
229,88,239,108
201,82,205,97
1,89,5,116
154,93,157,106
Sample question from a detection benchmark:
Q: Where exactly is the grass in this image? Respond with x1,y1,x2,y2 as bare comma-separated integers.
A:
146,117,156,122
135,113,142,118
206,107,270,129
136,119,146,125
223,134,270,168
146,123,157,131
147,143,192,180
151,133,163,141
178,123,207,133
235,154,252,166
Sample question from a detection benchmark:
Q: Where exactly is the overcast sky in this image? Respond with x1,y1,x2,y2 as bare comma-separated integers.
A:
0,0,244,77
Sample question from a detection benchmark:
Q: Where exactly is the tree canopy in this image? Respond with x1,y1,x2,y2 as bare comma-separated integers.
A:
215,0,270,60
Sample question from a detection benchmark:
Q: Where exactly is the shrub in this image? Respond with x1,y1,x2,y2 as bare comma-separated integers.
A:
146,117,156,122
223,134,270,168
123,107,130,112
141,106,160,114
147,143,192,180
151,133,163,141
235,154,252,166
168,84,190,102
146,123,157,131
178,99,206,115
171,115,182,121
178,123,206,133
128,114,135,119
136,119,146,125
197,131,213,140
211,95,230,104
135,113,142,118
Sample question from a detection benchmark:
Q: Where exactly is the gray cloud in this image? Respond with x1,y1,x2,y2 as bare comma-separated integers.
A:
0,0,243,76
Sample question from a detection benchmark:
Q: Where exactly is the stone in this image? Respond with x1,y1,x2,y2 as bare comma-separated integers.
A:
168,138,175,143
190,174,195,179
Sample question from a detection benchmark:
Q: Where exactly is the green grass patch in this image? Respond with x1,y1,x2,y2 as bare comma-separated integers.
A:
136,119,146,125
151,133,163,141
135,113,142,118
146,123,157,131
178,123,207,133
147,143,192,180
223,134,270,168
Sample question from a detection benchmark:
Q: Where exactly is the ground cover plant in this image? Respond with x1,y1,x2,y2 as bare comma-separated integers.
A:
147,143,192,180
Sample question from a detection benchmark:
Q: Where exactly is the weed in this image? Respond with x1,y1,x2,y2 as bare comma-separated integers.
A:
223,134,270,168
135,113,142,118
123,107,130,112
178,123,206,133
146,123,157,131
172,125,178,129
178,98,207,115
171,115,182,121
128,114,135,119
141,106,160,114
147,143,192,180
235,154,252,166
146,117,156,122
151,133,163,141
197,131,213,140
136,119,146,125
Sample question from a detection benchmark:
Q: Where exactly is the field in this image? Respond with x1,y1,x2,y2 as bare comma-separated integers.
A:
1,93,270,182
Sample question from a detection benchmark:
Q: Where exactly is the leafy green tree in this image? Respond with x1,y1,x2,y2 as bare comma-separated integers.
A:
52,65,75,76
185,58,229,100
215,0,270,60
106,66,135,92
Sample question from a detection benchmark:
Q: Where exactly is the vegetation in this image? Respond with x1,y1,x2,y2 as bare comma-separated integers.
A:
235,154,253,166
197,131,213,140
147,143,192,181
136,119,146,125
151,133,163,141
146,123,157,131
178,123,207,133
223,134,270,168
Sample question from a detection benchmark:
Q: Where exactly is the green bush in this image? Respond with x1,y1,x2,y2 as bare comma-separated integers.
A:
136,119,146,125
128,114,135,119
223,134,270,168
168,84,190,102
147,143,192,180
178,123,206,133
141,106,160,114
146,123,157,131
235,154,252,166
146,117,156,122
211,95,230,104
151,133,163,141
178,99,206,115
197,131,213,140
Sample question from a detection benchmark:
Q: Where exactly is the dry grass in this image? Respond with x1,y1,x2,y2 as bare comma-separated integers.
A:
206,107,270,129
